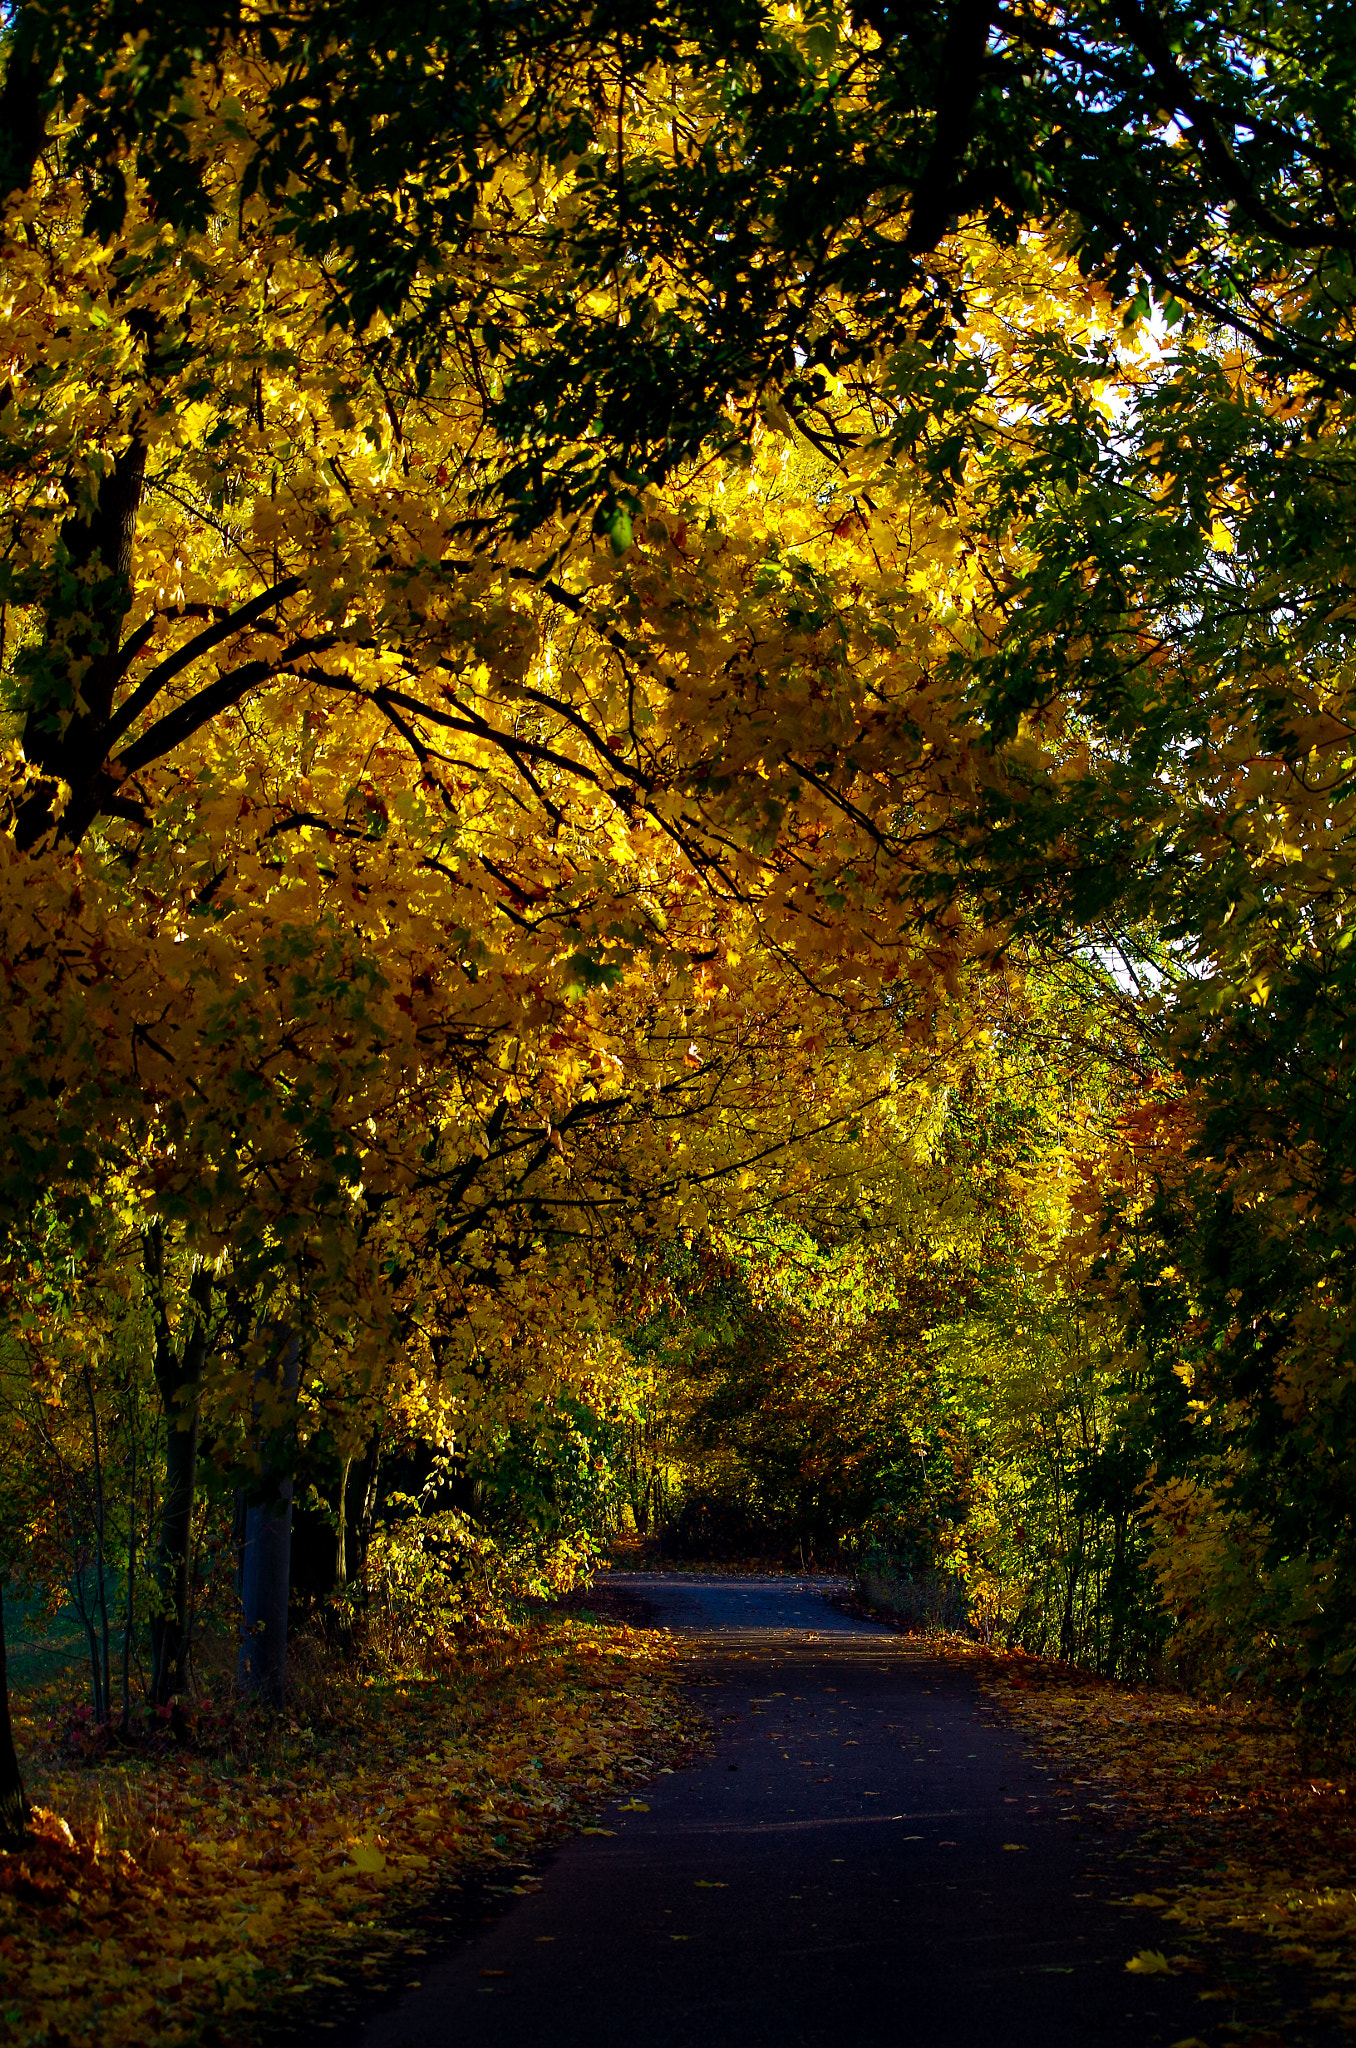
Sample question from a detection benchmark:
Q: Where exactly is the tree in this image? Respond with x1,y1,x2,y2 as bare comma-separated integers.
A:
6,0,1349,531
1,0,1353,1793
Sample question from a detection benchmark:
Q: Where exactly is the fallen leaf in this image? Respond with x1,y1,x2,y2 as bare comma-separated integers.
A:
0,1615,694,2047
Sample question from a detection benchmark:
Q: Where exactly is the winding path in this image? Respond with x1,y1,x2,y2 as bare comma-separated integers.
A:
348,1574,1206,2048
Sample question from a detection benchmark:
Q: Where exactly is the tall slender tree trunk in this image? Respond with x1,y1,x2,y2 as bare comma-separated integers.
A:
1105,1506,1129,1678
68,1535,105,1720
0,1578,29,1847
81,1364,113,1723
335,1454,354,1587
343,1430,382,1590
121,1419,137,1732
149,1356,203,1702
146,1231,211,1705
238,1331,301,1709
1059,1518,1086,1664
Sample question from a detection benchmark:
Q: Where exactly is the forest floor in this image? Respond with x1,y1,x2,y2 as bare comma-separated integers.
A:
0,1604,699,2046
985,1646,1356,2036
851,1597,1356,2041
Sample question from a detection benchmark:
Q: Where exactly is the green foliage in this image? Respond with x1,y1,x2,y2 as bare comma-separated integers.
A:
355,1394,626,1658
0,1210,165,1721
471,1394,625,1593
930,1271,1171,1675
1098,964,1356,1730
616,1225,973,1564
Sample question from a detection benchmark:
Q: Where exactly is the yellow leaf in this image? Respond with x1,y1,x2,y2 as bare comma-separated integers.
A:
1125,1950,1173,1975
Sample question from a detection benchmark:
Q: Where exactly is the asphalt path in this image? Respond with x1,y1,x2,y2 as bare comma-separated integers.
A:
348,1574,1210,2048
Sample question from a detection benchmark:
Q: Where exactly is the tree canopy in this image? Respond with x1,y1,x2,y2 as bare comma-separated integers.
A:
2,0,1356,1846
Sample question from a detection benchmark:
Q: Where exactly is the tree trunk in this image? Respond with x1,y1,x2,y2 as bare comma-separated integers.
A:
0,1579,29,1847
335,1454,353,1587
146,1232,211,1705
149,1357,202,1703
73,1555,105,1723
343,1430,382,1589
1105,1507,1129,1679
237,1331,301,1709
17,429,148,850
81,1364,113,1723
0,9,55,205
121,1419,136,1731
1059,1521,1085,1664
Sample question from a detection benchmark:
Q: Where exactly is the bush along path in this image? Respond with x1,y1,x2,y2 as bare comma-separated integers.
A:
0,1617,698,2046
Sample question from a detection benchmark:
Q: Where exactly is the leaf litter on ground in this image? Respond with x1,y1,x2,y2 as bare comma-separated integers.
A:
917,1625,1356,2037
0,1616,699,2045
987,1655,1356,2013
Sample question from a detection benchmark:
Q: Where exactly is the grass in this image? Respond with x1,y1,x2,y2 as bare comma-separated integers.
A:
5,1587,95,1696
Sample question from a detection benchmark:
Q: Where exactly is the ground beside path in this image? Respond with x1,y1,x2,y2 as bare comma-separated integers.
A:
342,1574,1220,2048
1,1612,689,2047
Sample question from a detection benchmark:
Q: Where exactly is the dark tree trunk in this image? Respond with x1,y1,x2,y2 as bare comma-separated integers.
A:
0,7,54,204
16,430,148,850
146,1231,211,1705
1059,1521,1085,1665
81,1364,113,1722
343,1430,383,1589
1105,1506,1129,1679
237,1332,301,1709
0,1579,29,1847
335,1454,354,1586
73,1555,105,1723
121,1420,137,1731
150,1363,202,1703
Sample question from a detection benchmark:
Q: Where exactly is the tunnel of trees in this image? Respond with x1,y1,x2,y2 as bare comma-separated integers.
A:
2,0,1355,1841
